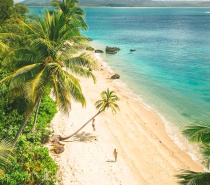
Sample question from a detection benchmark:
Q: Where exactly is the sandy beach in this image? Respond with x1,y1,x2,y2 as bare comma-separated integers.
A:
49,52,204,185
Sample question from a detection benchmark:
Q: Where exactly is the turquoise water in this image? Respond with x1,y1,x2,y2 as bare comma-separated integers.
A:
28,7,210,128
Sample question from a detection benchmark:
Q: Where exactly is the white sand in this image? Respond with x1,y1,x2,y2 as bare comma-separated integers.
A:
49,52,204,185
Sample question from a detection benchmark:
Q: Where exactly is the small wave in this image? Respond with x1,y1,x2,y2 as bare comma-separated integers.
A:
206,12,210,13
95,52,206,170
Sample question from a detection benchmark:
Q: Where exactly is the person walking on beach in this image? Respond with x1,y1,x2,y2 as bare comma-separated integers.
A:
92,118,95,131
113,149,118,162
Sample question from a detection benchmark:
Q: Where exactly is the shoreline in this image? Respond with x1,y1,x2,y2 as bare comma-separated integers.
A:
49,51,204,184
95,50,205,169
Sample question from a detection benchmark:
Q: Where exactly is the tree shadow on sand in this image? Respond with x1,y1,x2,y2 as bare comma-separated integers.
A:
106,160,115,163
62,132,97,143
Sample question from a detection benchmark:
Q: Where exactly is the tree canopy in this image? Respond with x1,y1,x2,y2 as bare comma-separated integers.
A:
0,0,14,23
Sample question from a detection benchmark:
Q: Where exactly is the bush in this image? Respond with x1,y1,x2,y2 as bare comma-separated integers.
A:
0,95,58,185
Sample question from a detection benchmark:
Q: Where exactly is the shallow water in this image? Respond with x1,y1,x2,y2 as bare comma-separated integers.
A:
28,7,210,127
83,8,210,127
28,6,210,168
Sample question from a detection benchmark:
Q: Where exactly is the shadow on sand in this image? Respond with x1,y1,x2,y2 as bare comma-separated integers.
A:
62,132,97,143
106,160,116,163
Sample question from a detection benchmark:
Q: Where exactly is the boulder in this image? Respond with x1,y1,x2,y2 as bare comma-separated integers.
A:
50,135,61,143
41,135,50,144
111,74,120,79
54,144,64,154
86,47,94,51
95,49,104,53
130,49,136,51
105,46,120,54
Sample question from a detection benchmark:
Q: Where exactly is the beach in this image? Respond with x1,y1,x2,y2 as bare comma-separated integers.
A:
49,52,204,185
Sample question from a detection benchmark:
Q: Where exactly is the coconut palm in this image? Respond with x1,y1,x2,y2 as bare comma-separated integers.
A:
0,11,97,146
176,122,210,185
176,170,210,185
51,0,88,30
59,88,120,141
0,138,14,179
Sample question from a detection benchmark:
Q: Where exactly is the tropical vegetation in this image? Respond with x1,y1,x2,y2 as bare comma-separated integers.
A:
0,0,97,184
0,139,14,180
176,122,210,185
59,88,120,141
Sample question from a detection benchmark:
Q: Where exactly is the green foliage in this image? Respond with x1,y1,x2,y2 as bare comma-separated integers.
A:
0,95,58,184
0,19,26,48
177,121,210,184
0,2,93,184
183,123,210,145
8,4,29,21
51,0,88,30
0,0,14,23
1,141,58,185
95,88,120,114
176,170,210,185
0,139,14,180
0,1,28,24
182,121,210,169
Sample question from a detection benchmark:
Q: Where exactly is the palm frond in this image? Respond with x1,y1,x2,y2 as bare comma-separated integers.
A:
183,123,210,145
95,89,120,114
176,170,210,185
66,64,96,83
50,63,86,113
0,138,14,179
201,147,210,170
65,53,97,69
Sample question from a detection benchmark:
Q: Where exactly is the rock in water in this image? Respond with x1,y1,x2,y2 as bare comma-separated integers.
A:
111,74,120,79
130,49,136,51
54,144,64,154
87,37,93,41
95,49,104,53
105,46,120,54
86,47,94,51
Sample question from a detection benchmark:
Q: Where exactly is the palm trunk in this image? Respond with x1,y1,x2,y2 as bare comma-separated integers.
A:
12,99,40,146
60,110,102,141
32,99,41,132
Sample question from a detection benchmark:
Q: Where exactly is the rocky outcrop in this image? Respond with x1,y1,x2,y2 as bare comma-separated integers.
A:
87,37,93,41
86,47,94,51
41,135,50,144
130,49,136,51
95,49,104,53
54,144,64,154
111,74,120,79
105,46,120,54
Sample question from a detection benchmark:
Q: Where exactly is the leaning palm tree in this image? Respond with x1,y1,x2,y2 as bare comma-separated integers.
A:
58,88,120,141
176,122,210,185
0,138,14,179
0,11,97,146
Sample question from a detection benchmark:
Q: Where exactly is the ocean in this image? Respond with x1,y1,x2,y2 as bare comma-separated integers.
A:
28,7,210,165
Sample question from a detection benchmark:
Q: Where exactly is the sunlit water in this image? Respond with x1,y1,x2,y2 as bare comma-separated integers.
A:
28,7,210,166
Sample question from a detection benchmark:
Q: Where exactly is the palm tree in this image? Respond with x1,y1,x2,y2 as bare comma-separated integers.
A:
0,11,97,146
176,122,210,185
51,0,88,30
0,138,14,179
59,88,120,141
176,170,210,185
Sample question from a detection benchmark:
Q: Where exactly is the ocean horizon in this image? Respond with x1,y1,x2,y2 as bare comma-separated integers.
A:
28,7,210,166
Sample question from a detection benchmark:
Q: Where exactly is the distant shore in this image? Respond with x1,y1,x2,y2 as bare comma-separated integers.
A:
24,5,210,8
49,51,204,185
